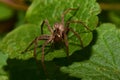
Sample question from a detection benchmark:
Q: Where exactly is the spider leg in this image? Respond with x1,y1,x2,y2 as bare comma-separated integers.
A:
21,38,36,54
69,28,84,48
23,35,51,75
61,8,79,25
34,35,50,58
33,37,39,58
41,20,53,34
22,35,50,65
23,37,39,58
41,37,52,76
66,20,92,31
63,33,69,58
66,20,92,47
22,35,50,54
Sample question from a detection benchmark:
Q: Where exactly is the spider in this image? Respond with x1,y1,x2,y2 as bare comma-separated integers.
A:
22,8,91,73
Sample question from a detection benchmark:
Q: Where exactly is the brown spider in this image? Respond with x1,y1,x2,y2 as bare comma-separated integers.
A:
22,8,91,73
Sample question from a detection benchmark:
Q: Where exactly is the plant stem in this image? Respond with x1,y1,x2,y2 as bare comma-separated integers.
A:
0,0,28,11
100,3,120,11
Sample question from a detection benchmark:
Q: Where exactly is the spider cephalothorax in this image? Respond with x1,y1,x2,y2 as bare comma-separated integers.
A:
22,8,91,73
53,23,66,42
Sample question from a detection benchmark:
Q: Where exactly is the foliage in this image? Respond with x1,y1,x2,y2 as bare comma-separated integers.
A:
61,23,120,80
0,52,8,80
0,0,100,60
0,0,120,80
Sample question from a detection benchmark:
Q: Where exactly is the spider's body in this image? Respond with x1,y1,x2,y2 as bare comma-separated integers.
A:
53,23,66,42
22,8,91,73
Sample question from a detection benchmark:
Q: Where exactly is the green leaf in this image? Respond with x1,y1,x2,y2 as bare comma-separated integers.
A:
0,52,8,80
0,0,100,60
0,24,40,60
26,0,100,25
61,23,120,80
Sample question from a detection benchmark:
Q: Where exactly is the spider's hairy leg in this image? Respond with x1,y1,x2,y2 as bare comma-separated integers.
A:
21,38,36,54
69,28,84,48
65,21,92,48
66,20,92,31
41,36,52,76
22,37,39,58
33,37,38,58
41,20,53,34
22,35,50,54
66,20,92,48
63,32,69,58
22,35,51,77
61,8,79,24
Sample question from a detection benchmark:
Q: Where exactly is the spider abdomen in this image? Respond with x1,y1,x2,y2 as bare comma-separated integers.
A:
54,35,63,42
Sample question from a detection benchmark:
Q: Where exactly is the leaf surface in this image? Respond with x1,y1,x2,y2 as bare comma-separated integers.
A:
0,0,100,60
0,52,8,80
61,23,120,80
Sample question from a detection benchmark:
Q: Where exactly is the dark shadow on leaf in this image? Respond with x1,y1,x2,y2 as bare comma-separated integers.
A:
53,30,98,66
4,58,45,80
90,30,98,45
3,58,81,80
7,30,98,80
53,45,92,67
